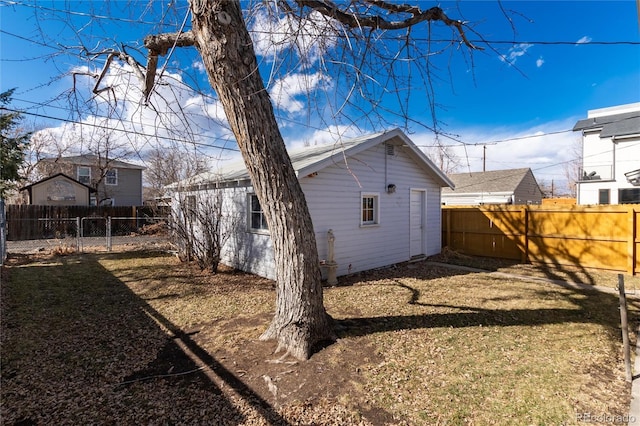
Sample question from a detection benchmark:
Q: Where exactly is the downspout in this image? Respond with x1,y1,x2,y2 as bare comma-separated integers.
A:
612,135,617,181
577,129,585,205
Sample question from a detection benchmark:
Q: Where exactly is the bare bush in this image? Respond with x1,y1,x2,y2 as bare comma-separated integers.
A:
169,190,235,273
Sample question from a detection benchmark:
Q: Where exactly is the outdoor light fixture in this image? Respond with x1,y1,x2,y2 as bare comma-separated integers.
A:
387,184,396,193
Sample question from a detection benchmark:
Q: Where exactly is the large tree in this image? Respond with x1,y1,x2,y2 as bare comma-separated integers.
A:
0,89,31,198
141,0,480,359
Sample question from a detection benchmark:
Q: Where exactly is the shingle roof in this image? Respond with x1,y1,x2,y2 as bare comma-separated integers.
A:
172,129,454,190
573,111,640,138
443,168,533,194
40,154,145,170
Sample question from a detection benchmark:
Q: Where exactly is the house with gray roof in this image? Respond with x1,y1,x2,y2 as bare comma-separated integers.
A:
442,168,543,206
170,128,454,280
38,155,145,206
573,102,640,205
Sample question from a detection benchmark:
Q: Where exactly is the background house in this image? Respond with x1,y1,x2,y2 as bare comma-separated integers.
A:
20,173,95,206
38,155,145,206
573,102,640,205
170,129,454,280
442,168,543,205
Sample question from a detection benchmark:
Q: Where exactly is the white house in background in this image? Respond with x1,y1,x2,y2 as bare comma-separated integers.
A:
170,128,454,280
442,168,543,206
573,102,640,205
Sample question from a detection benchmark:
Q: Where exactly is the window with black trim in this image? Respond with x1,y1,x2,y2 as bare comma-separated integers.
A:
105,169,117,185
249,194,268,231
361,193,379,225
620,188,640,204
598,189,610,205
78,166,91,184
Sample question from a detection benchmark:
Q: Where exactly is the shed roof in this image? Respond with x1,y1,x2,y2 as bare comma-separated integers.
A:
172,128,454,190
442,168,534,194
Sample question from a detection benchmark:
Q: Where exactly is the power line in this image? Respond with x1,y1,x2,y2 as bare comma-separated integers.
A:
0,0,166,26
11,96,239,148
1,107,240,152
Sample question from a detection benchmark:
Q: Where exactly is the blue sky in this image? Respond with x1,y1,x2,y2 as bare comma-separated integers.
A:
1,1,639,193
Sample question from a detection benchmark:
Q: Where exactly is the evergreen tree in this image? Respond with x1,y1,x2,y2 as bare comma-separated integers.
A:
0,89,30,198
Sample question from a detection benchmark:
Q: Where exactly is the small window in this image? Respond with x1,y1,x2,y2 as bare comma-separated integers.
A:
620,188,640,204
249,194,268,231
78,166,91,185
598,189,610,205
105,169,117,185
361,193,379,226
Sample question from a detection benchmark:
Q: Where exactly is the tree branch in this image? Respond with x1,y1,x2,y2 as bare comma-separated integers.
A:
293,0,482,49
143,31,197,102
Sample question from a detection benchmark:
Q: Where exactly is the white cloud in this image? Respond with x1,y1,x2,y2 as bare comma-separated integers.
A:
36,62,233,166
285,124,360,151
412,117,584,193
536,57,545,68
576,36,592,45
269,72,331,114
250,10,338,67
192,60,206,74
499,43,533,65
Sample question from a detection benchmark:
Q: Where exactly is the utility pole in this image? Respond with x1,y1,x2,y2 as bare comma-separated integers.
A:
483,145,487,172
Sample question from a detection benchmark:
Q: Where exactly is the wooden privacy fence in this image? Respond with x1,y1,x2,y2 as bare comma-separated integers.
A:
442,205,640,276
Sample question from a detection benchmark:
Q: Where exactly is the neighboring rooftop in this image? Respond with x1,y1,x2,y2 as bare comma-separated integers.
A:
39,154,146,170
573,102,640,137
443,168,534,194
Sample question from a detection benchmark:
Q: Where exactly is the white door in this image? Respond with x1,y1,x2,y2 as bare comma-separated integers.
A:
410,190,425,257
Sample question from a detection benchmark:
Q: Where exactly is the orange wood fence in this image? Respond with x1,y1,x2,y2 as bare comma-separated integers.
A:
442,205,639,276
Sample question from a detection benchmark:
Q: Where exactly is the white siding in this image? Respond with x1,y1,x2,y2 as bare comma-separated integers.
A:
176,141,447,280
302,143,443,277
578,133,640,205
175,186,277,280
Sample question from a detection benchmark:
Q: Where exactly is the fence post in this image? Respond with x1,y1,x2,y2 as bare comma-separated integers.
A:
106,216,112,252
629,207,637,276
0,199,6,266
521,206,529,263
618,274,632,382
79,217,84,253
446,208,451,248
75,217,81,252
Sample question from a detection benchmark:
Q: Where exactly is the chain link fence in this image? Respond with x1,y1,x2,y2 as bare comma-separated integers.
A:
5,216,170,254
1,199,6,265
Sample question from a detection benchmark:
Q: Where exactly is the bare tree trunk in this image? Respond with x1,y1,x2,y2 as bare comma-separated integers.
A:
188,0,334,360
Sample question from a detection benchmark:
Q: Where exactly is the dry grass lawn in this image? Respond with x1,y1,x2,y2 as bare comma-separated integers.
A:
1,248,637,425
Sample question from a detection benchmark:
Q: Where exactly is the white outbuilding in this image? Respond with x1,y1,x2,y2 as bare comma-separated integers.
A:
170,128,454,281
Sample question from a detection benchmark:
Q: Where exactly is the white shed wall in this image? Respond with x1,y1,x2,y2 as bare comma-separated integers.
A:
302,143,443,277
177,142,446,280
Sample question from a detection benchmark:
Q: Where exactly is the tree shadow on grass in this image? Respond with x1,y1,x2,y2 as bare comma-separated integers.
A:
1,254,290,425
335,268,628,339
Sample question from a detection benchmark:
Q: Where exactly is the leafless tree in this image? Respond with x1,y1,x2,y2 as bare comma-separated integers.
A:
563,138,582,198
425,143,462,174
31,0,487,359
144,144,209,202
142,0,483,359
